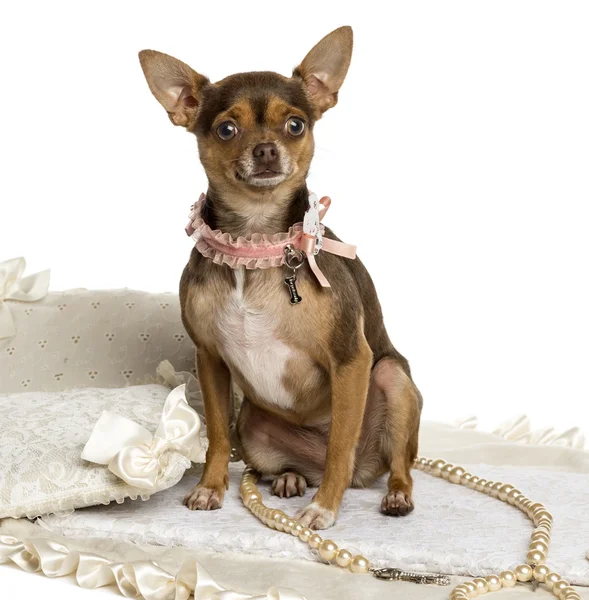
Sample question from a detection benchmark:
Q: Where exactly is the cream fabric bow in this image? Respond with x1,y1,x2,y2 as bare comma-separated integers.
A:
0,257,50,339
82,385,205,490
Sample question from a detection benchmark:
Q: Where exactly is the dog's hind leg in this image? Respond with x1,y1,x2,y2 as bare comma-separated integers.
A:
237,398,327,493
271,471,307,498
371,358,422,516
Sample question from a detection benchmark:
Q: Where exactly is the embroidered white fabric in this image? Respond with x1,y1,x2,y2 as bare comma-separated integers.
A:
41,459,589,586
0,289,195,393
0,385,190,519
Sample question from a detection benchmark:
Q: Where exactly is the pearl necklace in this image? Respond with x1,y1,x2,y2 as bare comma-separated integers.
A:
240,457,581,599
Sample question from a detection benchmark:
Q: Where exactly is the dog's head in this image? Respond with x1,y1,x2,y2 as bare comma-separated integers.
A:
139,27,353,201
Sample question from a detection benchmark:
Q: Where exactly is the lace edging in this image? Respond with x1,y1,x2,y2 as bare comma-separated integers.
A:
188,199,304,270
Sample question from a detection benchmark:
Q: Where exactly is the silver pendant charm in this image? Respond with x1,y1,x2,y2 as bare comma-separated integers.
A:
370,567,451,586
284,273,302,304
283,244,305,306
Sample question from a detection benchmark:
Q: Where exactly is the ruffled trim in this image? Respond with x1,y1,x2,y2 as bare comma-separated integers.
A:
0,453,189,520
0,521,305,600
188,199,304,270
454,415,586,450
3,485,151,521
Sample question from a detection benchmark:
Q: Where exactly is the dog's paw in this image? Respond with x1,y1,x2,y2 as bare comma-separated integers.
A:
381,490,414,516
183,485,224,511
272,472,307,498
295,502,336,530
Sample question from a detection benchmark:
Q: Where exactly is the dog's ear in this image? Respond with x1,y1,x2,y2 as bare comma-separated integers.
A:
138,50,210,127
294,26,353,114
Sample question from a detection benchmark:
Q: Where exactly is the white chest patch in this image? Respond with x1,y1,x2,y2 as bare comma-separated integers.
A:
216,269,295,409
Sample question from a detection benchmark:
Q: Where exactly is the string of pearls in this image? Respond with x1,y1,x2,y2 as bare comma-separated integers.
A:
240,467,370,574
415,458,580,599
240,458,580,599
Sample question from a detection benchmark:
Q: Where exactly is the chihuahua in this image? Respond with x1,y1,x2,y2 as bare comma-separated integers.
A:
139,26,422,530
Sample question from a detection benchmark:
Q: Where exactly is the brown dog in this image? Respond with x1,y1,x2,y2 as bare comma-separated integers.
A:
139,26,422,530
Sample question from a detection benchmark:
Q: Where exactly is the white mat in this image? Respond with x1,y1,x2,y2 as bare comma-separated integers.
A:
41,460,589,585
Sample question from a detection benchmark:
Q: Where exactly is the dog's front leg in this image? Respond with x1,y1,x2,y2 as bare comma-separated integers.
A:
296,340,373,529
184,347,231,510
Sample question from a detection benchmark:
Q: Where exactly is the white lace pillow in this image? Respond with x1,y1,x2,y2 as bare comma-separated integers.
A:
0,288,195,393
0,384,193,519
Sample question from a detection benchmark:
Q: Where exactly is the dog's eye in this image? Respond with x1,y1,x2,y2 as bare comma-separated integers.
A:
286,117,305,137
216,121,238,140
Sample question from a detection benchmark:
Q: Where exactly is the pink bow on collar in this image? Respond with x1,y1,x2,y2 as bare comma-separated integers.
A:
296,195,357,287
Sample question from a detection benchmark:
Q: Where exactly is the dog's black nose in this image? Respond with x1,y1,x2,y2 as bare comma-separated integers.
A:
253,143,278,164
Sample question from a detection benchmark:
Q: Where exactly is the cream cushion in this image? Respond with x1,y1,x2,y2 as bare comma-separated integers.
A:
31,421,589,599
0,384,190,519
0,289,195,393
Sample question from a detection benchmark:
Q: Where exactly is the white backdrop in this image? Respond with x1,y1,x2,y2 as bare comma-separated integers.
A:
1,0,588,437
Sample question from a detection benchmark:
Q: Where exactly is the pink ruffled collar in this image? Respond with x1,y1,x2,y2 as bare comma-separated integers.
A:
185,192,356,288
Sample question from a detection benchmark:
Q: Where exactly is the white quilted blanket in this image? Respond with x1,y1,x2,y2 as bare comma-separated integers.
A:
40,455,589,585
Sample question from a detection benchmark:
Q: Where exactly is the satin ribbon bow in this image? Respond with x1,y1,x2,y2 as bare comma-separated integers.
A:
0,257,50,340
296,193,357,288
82,385,205,490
